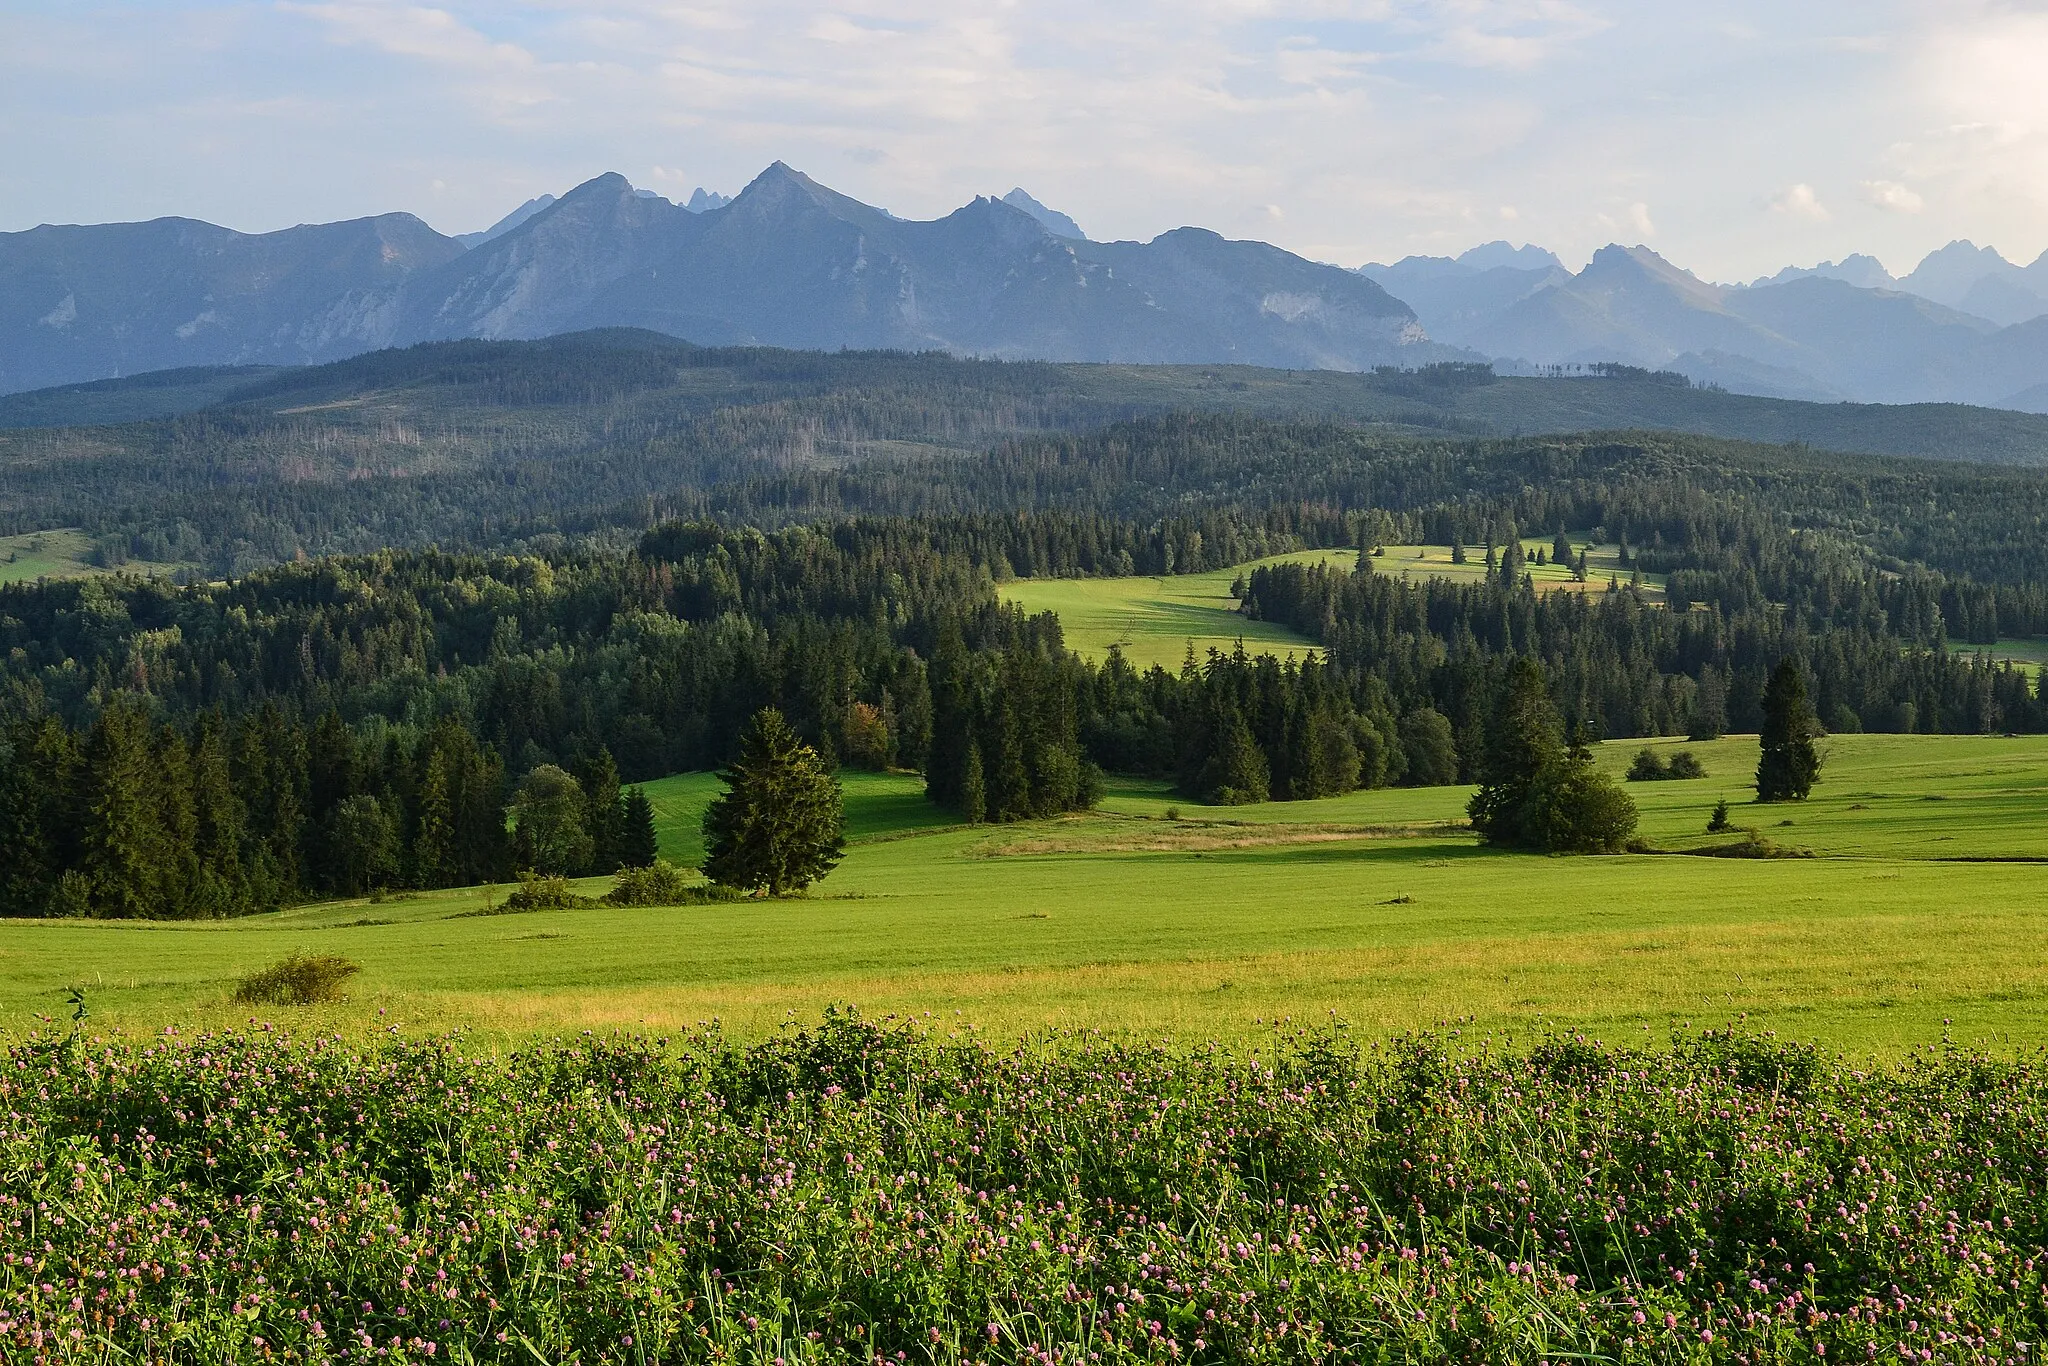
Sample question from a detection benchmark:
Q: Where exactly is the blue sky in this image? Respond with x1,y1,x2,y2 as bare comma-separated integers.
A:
4,1,2046,279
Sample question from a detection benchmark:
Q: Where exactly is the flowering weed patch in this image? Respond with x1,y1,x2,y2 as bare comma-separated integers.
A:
3,1013,2047,1362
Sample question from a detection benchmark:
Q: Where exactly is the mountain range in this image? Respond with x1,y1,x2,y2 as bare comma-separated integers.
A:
1361,241,2048,409
3,163,2045,411
0,164,1431,396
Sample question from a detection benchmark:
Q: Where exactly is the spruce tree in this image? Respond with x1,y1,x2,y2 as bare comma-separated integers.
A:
959,742,987,825
1498,519,1525,589
411,748,457,888
1468,659,1563,847
701,708,844,896
189,716,251,916
1198,703,1271,805
1468,658,1636,851
1756,658,1823,801
80,704,171,918
577,749,626,873
619,787,660,868
1689,667,1729,741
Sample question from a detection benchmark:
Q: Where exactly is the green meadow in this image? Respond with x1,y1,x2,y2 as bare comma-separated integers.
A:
1366,539,1668,603
0,526,188,584
4,731,2045,1056
998,542,1670,672
997,549,1350,668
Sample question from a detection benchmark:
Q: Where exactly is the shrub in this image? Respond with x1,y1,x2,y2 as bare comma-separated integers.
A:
232,954,360,1005
1707,798,1732,832
605,859,698,907
1629,748,1705,781
500,871,596,912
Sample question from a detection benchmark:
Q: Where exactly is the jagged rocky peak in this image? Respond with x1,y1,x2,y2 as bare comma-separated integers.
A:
999,189,1087,241
1456,241,1563,272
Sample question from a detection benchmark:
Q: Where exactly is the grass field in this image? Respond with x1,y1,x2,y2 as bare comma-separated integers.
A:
1952,636,2048,678
0,526,189,584
997,549,1351,669
1367,539,1668,604
999,543,1667,672
5,732,2047,1055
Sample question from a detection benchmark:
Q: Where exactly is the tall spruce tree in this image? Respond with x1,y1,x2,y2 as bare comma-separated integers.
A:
701,708,844,896
1197,702,1271,805
578,749,626,873
411,748,458,888
1756,658,1823,801
619,787,659,868
80,704,172,919
1468,659,1563,847
0,717,77,917
1689,667,1729,741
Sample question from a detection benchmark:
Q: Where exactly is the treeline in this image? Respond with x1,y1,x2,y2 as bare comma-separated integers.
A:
1243,556,2041,743
0,701,661,918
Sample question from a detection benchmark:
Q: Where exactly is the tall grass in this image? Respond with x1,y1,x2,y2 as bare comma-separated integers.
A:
4,1012,2046,1361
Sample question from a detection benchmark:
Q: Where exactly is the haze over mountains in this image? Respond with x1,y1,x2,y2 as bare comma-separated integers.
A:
2,160,2045,412
1361,240,2048,410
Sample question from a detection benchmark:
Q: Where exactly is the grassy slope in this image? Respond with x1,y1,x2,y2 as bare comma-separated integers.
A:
6,733,2048,1055
998,550,1352,669
0,528,188,584
1000,544,1667,672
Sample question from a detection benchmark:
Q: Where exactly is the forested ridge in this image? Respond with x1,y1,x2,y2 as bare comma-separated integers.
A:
11,331,2048,579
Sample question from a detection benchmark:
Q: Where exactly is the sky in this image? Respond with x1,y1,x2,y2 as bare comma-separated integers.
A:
3,1,2047,282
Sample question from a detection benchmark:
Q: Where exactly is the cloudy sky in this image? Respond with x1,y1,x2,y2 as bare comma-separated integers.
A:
4,0,2047,281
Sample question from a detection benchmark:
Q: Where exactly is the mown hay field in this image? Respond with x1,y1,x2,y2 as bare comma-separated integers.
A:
3,733,2045,1054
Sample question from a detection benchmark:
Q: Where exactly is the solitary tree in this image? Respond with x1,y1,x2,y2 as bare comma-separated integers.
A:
701,708,844,896
1469,658,1636,852
618,787,659,869
1756,658,1823,801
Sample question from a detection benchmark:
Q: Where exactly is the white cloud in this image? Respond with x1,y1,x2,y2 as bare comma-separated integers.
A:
0,0,2045,278
1863,179,1925,213
1770,183,1831,220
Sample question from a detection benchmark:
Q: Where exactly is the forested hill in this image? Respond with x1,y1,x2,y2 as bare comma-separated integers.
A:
7,333,2048,578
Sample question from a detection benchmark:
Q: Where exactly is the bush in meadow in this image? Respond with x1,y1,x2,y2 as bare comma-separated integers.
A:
604,859,699,907
231,953,361,1005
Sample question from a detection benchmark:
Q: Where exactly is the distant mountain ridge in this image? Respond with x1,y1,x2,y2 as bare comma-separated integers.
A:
1365,239,2048,410
7,169,2046,408
0,165,1437,395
